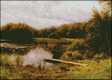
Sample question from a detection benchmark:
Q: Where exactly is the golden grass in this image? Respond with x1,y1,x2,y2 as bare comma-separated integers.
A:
0,53,111,79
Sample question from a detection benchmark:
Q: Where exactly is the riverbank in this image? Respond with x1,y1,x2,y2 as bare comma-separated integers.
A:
0,53,111,79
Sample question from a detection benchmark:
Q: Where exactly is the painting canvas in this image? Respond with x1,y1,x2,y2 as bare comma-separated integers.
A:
0,0,111,79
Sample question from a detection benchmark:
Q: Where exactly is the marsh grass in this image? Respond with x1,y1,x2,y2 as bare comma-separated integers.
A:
0,53,111,79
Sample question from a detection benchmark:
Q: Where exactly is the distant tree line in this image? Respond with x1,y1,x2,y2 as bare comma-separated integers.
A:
35,23,87,38
1,23,36,44
1,22,87,44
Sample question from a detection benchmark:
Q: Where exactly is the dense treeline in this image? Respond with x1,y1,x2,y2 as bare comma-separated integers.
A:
1,23,37,44
36,23,87,38
1,22,87,43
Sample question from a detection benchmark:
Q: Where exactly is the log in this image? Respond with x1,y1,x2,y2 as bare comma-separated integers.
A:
44,59,87,67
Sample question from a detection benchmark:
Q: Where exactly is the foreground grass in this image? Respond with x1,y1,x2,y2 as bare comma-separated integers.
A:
0,53,111,79
66,59,111,79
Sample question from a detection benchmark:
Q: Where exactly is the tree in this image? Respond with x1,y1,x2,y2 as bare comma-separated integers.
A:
1,23,36,44
89,5,111,55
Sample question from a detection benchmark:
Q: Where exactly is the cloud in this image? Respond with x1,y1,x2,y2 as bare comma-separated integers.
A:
1,1,101,29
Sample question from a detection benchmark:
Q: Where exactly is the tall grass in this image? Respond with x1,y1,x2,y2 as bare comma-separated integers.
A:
0,52,111,79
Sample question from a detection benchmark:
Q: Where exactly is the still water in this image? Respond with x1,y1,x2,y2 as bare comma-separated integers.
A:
22,47,53,67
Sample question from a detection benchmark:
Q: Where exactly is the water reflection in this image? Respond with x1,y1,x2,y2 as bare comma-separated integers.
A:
23,47,53,67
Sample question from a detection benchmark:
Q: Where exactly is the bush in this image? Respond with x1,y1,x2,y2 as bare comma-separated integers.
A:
61,51,83,60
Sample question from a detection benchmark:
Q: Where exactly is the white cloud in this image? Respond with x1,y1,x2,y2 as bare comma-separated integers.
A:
1,1,101,29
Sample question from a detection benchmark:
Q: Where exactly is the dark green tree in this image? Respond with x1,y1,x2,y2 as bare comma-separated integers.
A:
89,7,111,55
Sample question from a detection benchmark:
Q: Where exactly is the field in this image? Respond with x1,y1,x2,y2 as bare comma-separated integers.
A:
0,53,111,80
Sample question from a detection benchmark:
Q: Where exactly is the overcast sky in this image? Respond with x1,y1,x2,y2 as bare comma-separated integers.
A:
1,1,102,29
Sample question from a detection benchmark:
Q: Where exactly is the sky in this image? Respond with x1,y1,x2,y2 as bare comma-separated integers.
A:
1,1,102,29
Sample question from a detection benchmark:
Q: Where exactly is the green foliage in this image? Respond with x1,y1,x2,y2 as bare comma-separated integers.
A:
51,44,65,59
88,8,111,55
1,23,36,44
1,22,87,42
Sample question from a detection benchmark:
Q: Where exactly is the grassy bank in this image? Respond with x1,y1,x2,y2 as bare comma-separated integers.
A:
0,53,111,79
